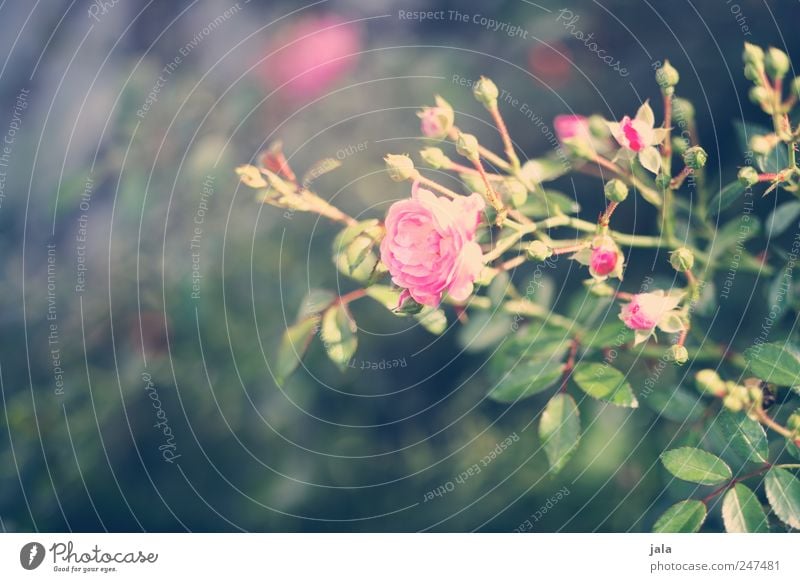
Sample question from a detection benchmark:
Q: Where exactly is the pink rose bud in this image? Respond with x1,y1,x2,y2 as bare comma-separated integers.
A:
418,96,454,139
554,114,590,142
380,184,485,306
619,291,680,331
590,242,619,277
420,108,446,138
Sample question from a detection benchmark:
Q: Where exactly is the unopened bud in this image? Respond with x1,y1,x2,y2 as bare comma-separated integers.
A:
669,247,695,272
655,173,671,189
749,85,771,106
527,240,552,262
604,179,629,202
765,47,790,80
473,76,499,109
456,132,480,161
723,394,744,413
671,136,688,155
738,166,759,186
695,369,726,397
420,147,451,169
683,146,707,170
668,344,689,365
788,409,800,433
656,60,680,90
792,77,800,98
235,164,268,189
742,42,765,67
384,154,416,181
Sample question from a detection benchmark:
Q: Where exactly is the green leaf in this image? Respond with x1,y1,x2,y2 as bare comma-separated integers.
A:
715,410,769,464
644,386,704,423
457,309,513,353
764,467,800,529
519,157,570,185
276,315,320,383
488,360,564,403
744,342,800,386
734,120,788,174
722,484,769,533
580,320,633,350
320,304,358,371
365,285,402,311
652,499,707,532
488,271,510,305
297,289,335,319
660,447,732,485
572,363,638,408
414,307,447,335
518,189,580,218
708,181,745,217
539,393,580,474
767,201,800,237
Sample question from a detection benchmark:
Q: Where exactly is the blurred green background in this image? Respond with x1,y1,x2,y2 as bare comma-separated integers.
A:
0,0,798,532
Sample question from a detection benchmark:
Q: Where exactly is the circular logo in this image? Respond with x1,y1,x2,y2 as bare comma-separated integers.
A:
19,542,45,570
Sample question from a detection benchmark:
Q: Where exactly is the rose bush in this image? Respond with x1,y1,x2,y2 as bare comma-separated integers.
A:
238,43,800,533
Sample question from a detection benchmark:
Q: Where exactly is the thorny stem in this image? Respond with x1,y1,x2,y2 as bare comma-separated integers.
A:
700,463,772,505
489,104,521,170
752,406,800,447
448,127,511,171
589,154,664,207
669,166,693,189
559,338,580,392
471,157,508,225
415,174,461,199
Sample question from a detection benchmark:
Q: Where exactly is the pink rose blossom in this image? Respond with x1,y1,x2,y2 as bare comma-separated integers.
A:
590,242,619,277
262,15,361,100
619,291,682,331
380,184,485,306
554,114,590,142
607,102,667,175
618,116,644,151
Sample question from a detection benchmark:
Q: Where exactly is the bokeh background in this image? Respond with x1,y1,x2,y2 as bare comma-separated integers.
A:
0,0,798,532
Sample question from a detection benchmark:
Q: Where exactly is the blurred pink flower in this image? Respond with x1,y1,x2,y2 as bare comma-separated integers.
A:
554,114,590,142
380,184,485,306
262,15,361,100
